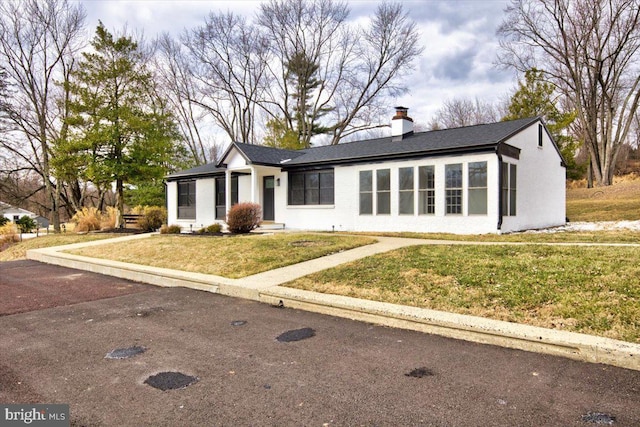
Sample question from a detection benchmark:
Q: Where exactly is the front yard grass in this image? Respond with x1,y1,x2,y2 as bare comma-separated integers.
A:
0,234,122,262
67,233,376,278
285,244,640,343
361,230,640,244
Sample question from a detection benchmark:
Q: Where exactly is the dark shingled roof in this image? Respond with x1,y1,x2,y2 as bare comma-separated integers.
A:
167,117,542,179
165,162,225,180
232,143,305,165
284,117,540,167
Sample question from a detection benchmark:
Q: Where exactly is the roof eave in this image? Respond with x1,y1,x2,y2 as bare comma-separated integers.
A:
282,144,498,169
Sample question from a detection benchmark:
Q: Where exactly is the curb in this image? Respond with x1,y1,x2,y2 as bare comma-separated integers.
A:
259,286,639,371
26,238,640,372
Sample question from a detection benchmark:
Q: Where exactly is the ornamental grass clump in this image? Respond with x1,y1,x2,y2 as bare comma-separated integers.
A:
198,223,222,234
160,224,182,234
71,207,102,232
0,223,19,246
226,203,262,234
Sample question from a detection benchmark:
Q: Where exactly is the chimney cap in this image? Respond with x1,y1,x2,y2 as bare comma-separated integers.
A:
392,106,413,122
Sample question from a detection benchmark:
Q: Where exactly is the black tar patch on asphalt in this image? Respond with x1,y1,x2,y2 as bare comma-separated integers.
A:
276,327,316,342
144,372,198,391
405,367,434,378
582,412,616,425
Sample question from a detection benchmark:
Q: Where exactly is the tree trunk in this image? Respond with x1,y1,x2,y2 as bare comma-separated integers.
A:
114,179,125,228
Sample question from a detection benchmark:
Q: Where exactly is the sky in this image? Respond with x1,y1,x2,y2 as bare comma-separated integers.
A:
78,0,516,133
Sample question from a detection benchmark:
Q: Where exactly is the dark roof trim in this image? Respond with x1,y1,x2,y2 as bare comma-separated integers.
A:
282,144,498,170
497,143,521,160
166,170,249,182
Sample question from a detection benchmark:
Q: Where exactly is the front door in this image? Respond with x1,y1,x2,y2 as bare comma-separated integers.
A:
263,176,275,221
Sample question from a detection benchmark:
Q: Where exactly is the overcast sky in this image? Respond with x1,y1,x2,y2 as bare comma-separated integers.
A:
78,0,515,132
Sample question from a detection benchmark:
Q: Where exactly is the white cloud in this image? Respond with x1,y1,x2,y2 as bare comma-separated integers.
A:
78,0,516,134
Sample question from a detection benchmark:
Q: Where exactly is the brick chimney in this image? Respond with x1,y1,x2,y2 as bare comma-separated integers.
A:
391,106,413,141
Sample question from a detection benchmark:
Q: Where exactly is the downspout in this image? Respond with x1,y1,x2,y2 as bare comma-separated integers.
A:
497,151,503,232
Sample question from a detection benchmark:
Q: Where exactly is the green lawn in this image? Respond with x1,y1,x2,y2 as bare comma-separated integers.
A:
0,233,122,261
566,177,640,221
67,233,376,278
285,244,640,343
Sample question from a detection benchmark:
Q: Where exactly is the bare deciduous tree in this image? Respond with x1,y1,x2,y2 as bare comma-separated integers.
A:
154,33,216,165
429,98,500,130
0,0,86,230
183,12,272,144
258,0,423,146
498,0,640,186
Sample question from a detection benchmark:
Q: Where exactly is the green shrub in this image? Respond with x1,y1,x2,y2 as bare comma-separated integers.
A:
198,223,222,234
160,224,182,234
15,215,37,233
226,203,262,234
136,206,167,232
0,216,8,226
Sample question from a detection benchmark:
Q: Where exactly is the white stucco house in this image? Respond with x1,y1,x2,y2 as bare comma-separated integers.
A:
166,108,566,234
0,201,49,228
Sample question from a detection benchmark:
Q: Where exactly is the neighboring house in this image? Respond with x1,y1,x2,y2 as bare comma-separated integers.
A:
166,108,566,234
0,201,50,228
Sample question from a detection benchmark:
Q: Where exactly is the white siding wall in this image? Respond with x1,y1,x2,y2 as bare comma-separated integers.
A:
279,153,501,234
166,178,216,231
500,123,566,232
168,121,565,234
166,181,178,225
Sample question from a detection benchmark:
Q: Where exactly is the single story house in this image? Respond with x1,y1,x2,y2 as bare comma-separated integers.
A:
166,108,566,234
0,201,49,228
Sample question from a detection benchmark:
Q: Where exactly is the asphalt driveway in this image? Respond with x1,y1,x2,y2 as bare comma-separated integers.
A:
1,260,639,426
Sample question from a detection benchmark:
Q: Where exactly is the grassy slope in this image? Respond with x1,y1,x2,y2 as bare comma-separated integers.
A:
0,234,121,261
566,175,640,221
67,234,376,278
287,175,640,343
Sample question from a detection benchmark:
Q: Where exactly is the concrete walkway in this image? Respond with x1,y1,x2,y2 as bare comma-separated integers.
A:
26,233,640,371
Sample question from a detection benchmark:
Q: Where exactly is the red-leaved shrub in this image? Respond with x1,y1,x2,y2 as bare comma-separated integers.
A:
226,203,262,234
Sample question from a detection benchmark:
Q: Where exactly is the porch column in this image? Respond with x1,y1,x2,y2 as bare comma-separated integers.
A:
250,166,258,203
225,169,232,217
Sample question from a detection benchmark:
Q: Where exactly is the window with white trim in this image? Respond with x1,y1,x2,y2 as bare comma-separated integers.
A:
501,163,517,216
376,169,391,214
468,162,487,215
398,167,414,215
418,165,435,215
359,170,373,215
177,180,196,219
445,163,462,215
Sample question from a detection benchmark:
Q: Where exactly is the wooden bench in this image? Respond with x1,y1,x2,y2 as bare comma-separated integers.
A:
122,214,143,228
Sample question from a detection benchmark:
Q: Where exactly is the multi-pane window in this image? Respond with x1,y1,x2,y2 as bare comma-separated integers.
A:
288,170,334,205
418,166,435,215
376,169,391,214
501,163,517,216
468,162,487,215
510,164,517,216
215,176,238,219
399,167,414,215
445,164,462,214
177,180,196,219
359,171,373,215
